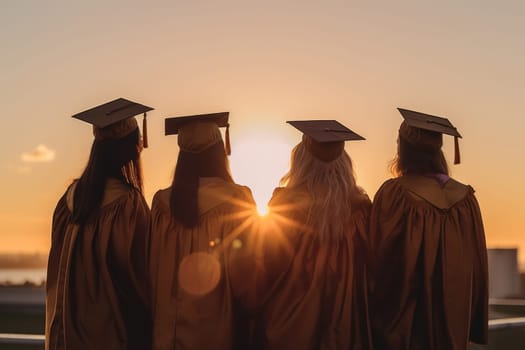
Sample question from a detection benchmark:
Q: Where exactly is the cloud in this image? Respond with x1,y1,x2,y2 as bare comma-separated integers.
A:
21,144,56,163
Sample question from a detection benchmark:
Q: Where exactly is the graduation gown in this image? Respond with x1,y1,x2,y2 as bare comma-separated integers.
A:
368,175,488,350
249,186,373,350
45,178,151,350
149,177,257,350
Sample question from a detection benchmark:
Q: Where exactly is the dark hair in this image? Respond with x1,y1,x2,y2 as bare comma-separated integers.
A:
390,137,449,177
170,141,234,228
72,128,143,225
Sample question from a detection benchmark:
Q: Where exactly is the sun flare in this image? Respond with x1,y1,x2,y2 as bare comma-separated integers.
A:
257,205,269,216
229,134,293,216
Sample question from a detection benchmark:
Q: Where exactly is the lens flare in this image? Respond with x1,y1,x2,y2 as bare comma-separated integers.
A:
178,252,221,296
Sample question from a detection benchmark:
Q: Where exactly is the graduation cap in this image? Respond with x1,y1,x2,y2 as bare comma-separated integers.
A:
397,108,462,164
72,98,154,147
287,120,365,162
164,112,231,155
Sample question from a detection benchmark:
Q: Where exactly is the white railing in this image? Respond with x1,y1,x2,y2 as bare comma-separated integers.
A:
488,316,525,330
0,332,45,346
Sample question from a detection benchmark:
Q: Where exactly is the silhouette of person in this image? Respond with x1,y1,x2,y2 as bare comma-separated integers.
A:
46,98,153,350
368,108,488,350
246,120,373,350
149,112,258,350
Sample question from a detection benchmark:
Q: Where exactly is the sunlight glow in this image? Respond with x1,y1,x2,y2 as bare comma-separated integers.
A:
257,205,269,216
229,134,293,215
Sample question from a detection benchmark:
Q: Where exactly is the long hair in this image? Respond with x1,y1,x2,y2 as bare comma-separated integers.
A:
170,141,234,228
72,128,143,225
389,137,449,177
279,141,367,241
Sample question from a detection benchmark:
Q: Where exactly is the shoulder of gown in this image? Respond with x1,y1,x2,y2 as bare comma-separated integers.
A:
152,181,255,211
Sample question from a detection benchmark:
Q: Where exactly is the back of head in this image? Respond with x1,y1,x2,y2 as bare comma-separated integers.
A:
70,98,153,225
391,107,463,176
177,121,224,154
391,121,449,177
167,118,234,228
398,120,443,151
301,134,345,162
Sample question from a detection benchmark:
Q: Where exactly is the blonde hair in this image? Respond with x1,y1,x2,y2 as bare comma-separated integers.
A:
279,141,367,241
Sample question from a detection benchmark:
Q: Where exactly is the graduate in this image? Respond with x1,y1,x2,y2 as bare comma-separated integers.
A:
46,98,153,350
149,112,258,350
368,108,488,350
251,120,372,350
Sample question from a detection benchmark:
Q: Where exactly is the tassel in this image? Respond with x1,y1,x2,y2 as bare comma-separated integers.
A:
142,113,148,148
225,124,231,156
454,136,460,164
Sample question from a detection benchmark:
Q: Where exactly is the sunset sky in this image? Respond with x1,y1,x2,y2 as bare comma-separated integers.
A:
1,1,524,265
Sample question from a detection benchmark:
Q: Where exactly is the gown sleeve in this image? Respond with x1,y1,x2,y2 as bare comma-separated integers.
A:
465,192,488,345
149,190,178,349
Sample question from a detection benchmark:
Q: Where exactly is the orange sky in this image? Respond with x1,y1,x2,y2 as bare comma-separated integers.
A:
1,1,524,266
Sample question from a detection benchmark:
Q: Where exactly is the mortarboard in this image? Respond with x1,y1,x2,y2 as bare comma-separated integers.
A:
397,108,462,164
287,120,365,142
165,112,231,155
287,120,365,162
72,98,154,147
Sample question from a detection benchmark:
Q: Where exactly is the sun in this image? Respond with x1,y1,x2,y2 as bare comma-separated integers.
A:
229,134,292,216
257,204,269,216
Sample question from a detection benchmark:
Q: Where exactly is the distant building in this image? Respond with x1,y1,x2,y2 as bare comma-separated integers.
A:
488,248,522,298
